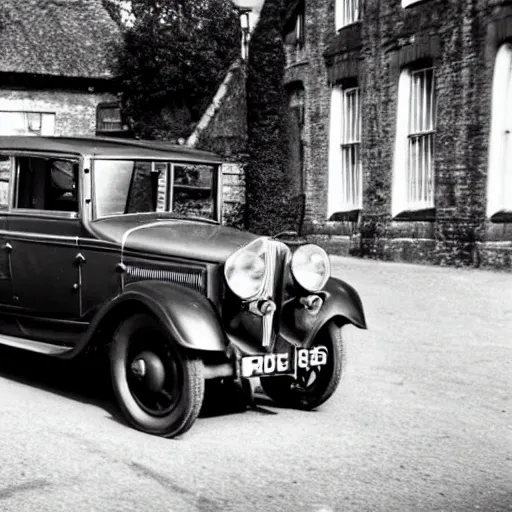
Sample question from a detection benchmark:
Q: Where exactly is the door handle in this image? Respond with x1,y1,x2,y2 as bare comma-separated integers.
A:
2,242,12,253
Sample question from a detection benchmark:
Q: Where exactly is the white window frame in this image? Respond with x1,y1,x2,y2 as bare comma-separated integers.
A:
335,0,360,31
487,43,512,217
328,84,362,217
392,66,436,216
0,111,55,136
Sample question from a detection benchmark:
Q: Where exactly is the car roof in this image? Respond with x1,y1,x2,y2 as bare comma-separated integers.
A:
0,136,223,164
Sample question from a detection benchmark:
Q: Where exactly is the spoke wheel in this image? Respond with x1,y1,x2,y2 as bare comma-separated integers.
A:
260,320,344,410
110,314,204,438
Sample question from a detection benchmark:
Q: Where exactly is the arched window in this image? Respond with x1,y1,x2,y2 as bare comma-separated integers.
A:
487,43,512,218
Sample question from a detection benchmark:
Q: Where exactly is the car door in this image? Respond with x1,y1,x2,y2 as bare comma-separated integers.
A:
6,154,83,319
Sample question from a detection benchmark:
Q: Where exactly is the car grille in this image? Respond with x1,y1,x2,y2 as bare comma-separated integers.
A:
124,264,206,294
261,240,292,347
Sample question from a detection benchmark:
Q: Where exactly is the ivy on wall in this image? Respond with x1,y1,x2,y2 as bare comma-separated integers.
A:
245,0,293,235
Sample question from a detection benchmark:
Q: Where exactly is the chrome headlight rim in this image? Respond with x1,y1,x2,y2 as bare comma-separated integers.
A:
290,243,330,293
224,237,269,302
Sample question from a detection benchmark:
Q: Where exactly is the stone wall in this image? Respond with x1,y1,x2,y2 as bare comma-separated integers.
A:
0,88,117,136
277,0,512,270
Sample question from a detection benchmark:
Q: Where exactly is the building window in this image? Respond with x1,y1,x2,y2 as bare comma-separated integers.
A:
0,111,55,136
96,102,124,134
287,83,305,196
335,0,360,31
295,13,305,49
328,84,362,217
392,66,436,216
487,43,512,218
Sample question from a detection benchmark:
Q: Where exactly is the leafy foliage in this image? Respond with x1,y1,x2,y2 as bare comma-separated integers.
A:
245,0,291,235
113,0,241,141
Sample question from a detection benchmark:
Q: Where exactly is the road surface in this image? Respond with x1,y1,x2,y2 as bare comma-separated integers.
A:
0,256,510,512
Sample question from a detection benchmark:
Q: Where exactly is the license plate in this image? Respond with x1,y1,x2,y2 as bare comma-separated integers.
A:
240,346,328,378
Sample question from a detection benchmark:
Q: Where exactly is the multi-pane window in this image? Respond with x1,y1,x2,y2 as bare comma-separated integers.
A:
340,87,362,209
487,43,512,217
0,111,55,136
392,65,436,216
335,0,360,30
328,84,362,217
407,68,435,209
96,103,123,133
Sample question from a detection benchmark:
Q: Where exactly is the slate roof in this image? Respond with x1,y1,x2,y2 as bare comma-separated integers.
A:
0,0,121,79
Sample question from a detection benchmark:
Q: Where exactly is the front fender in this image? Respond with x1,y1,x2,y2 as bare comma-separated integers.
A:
280,276,367,349
73,281,228,356
321,276,367,330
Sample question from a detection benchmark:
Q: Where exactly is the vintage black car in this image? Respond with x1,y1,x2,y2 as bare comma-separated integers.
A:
0,136,367,438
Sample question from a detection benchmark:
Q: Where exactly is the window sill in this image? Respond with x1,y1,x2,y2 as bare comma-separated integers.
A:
490,210,512,223
328,209,361,222
336,20,362,33
393,208,435,222
402,0,431,8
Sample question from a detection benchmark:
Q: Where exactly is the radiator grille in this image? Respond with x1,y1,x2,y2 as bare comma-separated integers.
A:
125,265,206,293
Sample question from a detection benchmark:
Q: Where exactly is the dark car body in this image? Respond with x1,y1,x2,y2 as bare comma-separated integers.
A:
0,136,367,437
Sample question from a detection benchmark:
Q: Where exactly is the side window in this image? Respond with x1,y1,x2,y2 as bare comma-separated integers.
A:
0,156,10,210
172,164,217,220
14,156,79,213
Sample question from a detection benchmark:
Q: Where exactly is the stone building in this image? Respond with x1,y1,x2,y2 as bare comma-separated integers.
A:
280,0,512,270
0,0,122,137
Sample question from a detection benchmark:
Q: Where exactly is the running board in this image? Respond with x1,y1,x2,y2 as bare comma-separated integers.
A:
0,334,74,356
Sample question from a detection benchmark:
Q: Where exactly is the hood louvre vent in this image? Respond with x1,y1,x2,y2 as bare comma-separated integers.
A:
125,265,206,294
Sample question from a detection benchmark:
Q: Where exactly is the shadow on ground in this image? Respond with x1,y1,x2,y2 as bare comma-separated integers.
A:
0,346,276,425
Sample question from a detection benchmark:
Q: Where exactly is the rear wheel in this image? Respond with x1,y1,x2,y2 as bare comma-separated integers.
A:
110,313,204,438
260,320,344,410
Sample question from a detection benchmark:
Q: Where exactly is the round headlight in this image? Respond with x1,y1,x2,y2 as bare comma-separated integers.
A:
291,244,330,292
224,238,268,301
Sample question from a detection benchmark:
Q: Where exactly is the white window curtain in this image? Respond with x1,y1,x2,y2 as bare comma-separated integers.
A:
487,43,512,217
0,111,55,136
335,0,360,31
327,85,362,217
392,66,436,216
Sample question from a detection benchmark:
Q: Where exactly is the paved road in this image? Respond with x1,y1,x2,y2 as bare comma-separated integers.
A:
0,257,510,512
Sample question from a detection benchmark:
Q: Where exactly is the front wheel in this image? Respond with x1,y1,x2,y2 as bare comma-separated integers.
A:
110,314,204,438
260,320,344,410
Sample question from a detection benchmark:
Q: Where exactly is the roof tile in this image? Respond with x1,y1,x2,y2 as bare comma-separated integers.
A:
0,0,121,79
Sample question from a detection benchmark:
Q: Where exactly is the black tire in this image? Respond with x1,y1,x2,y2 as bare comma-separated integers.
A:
260,320,344,410
110,313,204,438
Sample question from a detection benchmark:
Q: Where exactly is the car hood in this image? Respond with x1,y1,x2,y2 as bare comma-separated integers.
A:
90,216,259,263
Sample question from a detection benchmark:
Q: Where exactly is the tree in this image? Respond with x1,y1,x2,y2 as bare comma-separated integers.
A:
113,0,241,141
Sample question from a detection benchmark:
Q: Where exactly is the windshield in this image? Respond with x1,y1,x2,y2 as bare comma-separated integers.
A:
93,159,219,221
